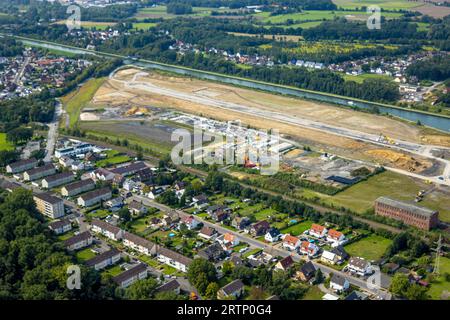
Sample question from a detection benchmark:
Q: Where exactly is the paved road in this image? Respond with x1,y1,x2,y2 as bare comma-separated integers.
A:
44,100,62,163
129,195,392,296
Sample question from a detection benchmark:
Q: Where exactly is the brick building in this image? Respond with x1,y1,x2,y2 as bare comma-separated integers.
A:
374,197,439,230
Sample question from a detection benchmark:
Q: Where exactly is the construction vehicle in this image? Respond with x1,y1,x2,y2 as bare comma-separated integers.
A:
377,133,395,144
190,292,198,300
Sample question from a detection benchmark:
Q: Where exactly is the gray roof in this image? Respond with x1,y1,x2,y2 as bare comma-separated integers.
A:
92,219,122,235
156,279,180,293
64,231,92,247
220,279,244,295
376,196,437,218
86,248,121,267
111,162,147,175
331,274,348,286
43,171,74,182
25,164,55,175
63,178,95,192
79,187,111,201
349,256,370,269
157,246,192,267
123,232,155,250
113,263,147,284
48,219,71,230
7,158,37,169
34,192,63,205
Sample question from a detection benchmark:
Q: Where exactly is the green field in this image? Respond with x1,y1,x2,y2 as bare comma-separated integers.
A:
302,285,324,300
132,22,158,30
297,171,450,223
135,5,213,20
102,264,123,277
343,73,393,84
344,234,392,261
254,10,403,25
0,133,14,151
428,257,450,300
280,220,313,236
332,0,423,10
62,78,105,129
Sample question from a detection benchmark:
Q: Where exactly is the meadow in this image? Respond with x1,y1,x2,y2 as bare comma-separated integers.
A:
0,133,14,151
344,234,392,261
332,0,424,10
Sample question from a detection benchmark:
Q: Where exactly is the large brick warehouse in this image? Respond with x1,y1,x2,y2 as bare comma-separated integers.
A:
374,197,439,230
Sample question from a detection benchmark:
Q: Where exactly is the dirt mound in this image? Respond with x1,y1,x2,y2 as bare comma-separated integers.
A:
366,149,431,172
125,106,151,116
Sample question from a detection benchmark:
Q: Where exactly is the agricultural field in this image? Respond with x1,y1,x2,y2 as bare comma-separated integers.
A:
0,133,13,151
53,20,115,30
344,234,393,261
132,22,158,31
61,77,106,129
332,0,424,10
134,5,216,20
253,10,403,25
298,171,450,223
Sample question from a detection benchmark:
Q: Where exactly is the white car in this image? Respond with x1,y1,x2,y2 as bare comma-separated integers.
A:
239,247,249,253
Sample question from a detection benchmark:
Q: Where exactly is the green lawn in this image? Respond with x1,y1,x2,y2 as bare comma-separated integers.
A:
280,220,313,236
0,133,14,151
102,264,123,277
62,77,105,129
130,217,150,234
427,257,450,300
302,285,324,300
96,153,131,168
344,234,392,261
75,247,96,262
87,210,111,219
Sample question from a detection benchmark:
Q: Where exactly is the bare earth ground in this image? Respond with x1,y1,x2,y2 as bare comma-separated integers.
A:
89,68,450,173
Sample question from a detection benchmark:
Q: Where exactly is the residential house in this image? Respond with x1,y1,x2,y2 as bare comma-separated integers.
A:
77,187,112,207
296,261,316,282
331,246,349,263
128,200,147,216
91,219,124,241
348,257,372,276
105,197,124,210
217,279,244,300
275,255,294,271
330,274,350,293
192,194,209,210
64,231,94,251
59,156,74,168
232,216,251,231
197,242,226,262
113,263,148,288
282,235,301,251
156,279,181,295
55,143,94,159
180,215,199,230
122,232,157,256
33,192,65,219
327,229,346,247
198,226,217,240
147,187,164,200
345,291,369,300
265,228,281,243
86,248,121,271
157,247,192,272
223,233,240,248
110,162,147,177
6,158,37,174
249,220,270,237
123,178,139,192
61,179,95,197
299,241,319,257
41,172,75,189
48,219,72,235
90,168,115,182
23,164,56,181
210,209,230,222
321,250,340,265
309,224,328,238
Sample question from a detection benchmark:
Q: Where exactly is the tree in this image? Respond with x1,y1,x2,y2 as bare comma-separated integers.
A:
187,258,217,295
389,274,410,297
204,282,219,300
124,278,158,300
313,269,324,284
405,284,428,300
